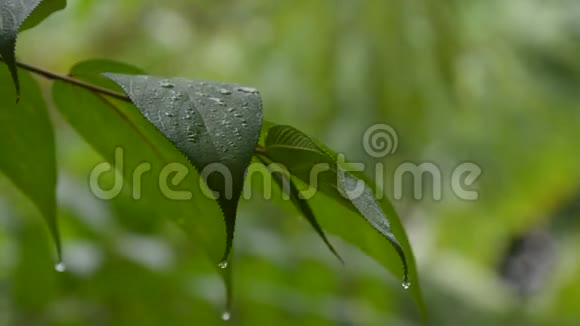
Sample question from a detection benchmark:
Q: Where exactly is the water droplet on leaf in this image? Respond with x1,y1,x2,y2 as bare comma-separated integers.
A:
236,86,258,94
218,260,228,269
221,311,231,321
160,80,174,88
219,88,232,95
209,97,225,106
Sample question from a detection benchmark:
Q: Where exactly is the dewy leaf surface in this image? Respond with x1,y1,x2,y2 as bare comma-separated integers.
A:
53,59,234,307
104,74,263,263
0,0,65,97
52,60,227,261
263,124,425,317
0,66,60,258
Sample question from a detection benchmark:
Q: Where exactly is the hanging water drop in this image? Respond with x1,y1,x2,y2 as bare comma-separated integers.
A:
402,277,411,290
221,311,231,321
55,261,67,272
218,260,228,269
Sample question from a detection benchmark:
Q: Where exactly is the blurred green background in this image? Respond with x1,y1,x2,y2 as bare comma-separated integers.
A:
1,0,580,324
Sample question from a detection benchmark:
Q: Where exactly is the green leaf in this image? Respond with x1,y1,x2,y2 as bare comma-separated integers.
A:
20,0,65,30
0,0,66,97
52,60,227,264
263,124,425,317
0,66,61,259
104,74,263,264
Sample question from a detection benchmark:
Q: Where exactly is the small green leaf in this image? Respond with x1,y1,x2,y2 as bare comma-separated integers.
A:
0,0,66,97
19,0,65,30
263,124,425,317
104,74,263,264
0,66,61,259
256,154,343,263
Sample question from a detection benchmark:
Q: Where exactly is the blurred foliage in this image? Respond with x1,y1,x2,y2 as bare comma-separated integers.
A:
1,0,580,324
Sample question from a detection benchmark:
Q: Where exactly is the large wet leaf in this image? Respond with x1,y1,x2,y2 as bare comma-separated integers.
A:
104,74,263,264
0,66,60,259
0,0,66,97
263,124,425,317
52,60,228,263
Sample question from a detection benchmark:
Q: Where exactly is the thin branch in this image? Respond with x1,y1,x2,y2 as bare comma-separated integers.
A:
2,58,131,102
1,59,267,154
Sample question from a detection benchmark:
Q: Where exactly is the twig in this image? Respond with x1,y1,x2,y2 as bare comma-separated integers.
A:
1,58,131,102
1,58,266,154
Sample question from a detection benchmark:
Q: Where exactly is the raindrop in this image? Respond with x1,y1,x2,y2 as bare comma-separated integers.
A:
219,88,232,95
187,132,199,143
55,261,67,273
227,108,234,113
160,80,174,88
185,114,192,119
402,277,411,290
221,311,231,321
218,260,228,269
209,97,225,106
236,86,258,94
165,112,174,117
